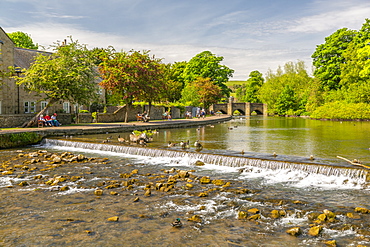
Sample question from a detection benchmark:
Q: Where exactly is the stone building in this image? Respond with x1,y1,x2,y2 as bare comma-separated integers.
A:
0,27,105,127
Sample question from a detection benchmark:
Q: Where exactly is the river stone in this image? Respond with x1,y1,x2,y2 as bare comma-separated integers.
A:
198,192,208,197
60,186,69,191
346,212,361,219
323,209,336,219
324,240,336,246
270,210,280,219
188,215,202,223
144,189,151,197
286,227,302,236
355,207,369,214
110,191,118,195
212,179,225,186
248,214,261,220
248,208,260,214
317,213,327,222
107,216,119,222
94,189,103,196
185,183,194,189
238,211,248,219
199,176,211,184
133,197,140,202
308,225,323,236
177,170,189,178
18,181,29,186
53,156,62,163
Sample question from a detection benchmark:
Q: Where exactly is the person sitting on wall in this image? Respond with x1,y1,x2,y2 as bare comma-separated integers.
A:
38,115,47,126
51,113,61,126
142,111,150,122
44,114,53,126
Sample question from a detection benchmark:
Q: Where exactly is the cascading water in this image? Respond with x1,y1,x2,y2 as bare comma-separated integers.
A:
42,138,369,184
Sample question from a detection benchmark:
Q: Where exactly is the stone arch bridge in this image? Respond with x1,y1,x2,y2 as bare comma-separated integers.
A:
210,101,267,116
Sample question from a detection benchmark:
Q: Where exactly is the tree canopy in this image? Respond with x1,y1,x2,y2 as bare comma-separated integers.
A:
180,51,234,97
236,70,264,103
99,50,165,121
7,31,39,50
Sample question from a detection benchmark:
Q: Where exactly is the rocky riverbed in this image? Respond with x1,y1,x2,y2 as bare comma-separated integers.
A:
1,149,370,247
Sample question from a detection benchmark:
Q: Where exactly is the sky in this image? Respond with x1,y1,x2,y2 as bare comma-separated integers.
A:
1,0,369,80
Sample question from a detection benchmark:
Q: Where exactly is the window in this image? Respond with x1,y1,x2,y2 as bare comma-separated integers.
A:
24,101,36,113
63,102,70,113
41,101,48,110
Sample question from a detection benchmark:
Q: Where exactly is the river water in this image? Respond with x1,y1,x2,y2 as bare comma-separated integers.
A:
1,116,370,247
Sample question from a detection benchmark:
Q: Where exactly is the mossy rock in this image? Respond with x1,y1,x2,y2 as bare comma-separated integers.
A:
0,132,44,149
212,179,225,186
248,208,260,214
94,189,103,196
248,214,261,221
324,240,336,247
270,210,280,219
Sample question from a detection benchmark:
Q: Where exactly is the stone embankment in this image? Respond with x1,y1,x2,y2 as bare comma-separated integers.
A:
0,115,232,149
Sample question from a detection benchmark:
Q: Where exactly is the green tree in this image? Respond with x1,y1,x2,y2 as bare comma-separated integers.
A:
14,38,99,127
181,77,223,109
99,50,165,121
7,31,39,50
275,85,297,115
180,51,234,97
311,28,356,90
236,70,264,102
339,19,370,104
258,61,313,115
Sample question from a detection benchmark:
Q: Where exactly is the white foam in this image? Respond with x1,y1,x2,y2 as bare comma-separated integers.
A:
239,165,368,190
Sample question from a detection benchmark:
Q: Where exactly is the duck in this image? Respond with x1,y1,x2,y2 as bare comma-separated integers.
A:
180,140,190,149
168,141,176,148
309,155,315,160
117,135,125,143
194,140,203,150
102,139,110,143
273,152,277,157
171,218,182,228
241,150,245,155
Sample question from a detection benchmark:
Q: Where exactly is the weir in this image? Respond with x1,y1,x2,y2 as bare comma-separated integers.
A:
42,139,369,181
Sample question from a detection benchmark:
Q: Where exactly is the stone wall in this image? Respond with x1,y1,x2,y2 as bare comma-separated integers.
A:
0,114,73,128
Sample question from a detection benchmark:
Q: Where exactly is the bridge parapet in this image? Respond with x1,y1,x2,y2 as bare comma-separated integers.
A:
210,102,267,116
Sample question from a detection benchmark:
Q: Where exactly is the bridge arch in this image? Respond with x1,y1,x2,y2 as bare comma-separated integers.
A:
210,100,267,116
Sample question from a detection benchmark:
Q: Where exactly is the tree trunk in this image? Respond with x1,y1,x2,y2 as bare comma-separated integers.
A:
124,103,131,123
21,98,58,128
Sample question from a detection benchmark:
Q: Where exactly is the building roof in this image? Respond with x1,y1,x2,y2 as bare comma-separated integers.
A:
14,47,51,69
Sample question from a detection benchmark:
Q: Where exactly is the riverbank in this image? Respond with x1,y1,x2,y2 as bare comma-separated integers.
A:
0,115,232,149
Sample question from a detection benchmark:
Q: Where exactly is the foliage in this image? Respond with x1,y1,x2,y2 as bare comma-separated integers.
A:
258,61,313,115
311,28,356,91
14,38,99,127
180,51,234,97
79,110,89,113
132,129,155,138
236,71,264,103
311,101,370,120
275,85,297,115
181,77,223,109
7,31,39,50
99,50,166,119
161,62,187,102
0,132,43,148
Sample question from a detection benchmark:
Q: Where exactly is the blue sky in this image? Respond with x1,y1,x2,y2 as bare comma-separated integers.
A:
1,0,369,80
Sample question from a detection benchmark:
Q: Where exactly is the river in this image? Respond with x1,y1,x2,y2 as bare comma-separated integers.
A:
1,116,369,247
